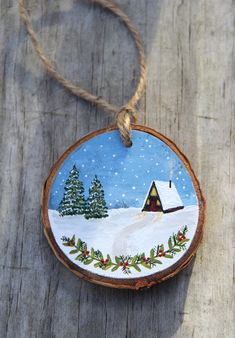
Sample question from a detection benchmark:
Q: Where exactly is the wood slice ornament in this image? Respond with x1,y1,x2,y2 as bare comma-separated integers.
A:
19,0,205,289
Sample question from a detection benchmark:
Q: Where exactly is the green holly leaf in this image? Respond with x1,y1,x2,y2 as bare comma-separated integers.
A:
173,248,181,253
84,258,93,265
107,254,112,262
69,249,78,254
115,256,121,264
131,255,137,264
153,259,163,264
140,262,151,269
76,239,82,250
75,254,83,260
164,254,173,259
150,249,155,259
111,265,119,272
160,244,164,252
132,264,141,272
168,237,173,250
90,247,95,257
94,262,101,268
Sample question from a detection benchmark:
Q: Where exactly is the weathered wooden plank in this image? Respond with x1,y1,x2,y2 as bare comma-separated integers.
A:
0,0,234,337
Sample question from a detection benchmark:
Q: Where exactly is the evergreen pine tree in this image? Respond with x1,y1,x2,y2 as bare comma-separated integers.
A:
58,165,85,216
85,175,108,219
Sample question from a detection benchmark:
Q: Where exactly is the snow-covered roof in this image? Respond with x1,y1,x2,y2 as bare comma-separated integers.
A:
143,180,184,212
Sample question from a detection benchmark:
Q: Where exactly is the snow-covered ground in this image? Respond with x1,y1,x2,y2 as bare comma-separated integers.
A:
48,205,199,278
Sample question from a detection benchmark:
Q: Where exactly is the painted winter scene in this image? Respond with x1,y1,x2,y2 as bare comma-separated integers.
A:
48,130,199,279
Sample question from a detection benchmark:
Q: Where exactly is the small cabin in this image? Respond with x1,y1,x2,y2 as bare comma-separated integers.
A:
142,180,184,213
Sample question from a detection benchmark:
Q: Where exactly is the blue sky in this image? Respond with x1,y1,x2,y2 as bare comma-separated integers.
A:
49,130,198,209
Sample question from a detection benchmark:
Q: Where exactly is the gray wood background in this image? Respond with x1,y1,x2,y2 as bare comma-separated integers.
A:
0,0,234,337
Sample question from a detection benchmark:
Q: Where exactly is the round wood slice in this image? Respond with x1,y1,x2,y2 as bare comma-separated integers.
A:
41,124,205,290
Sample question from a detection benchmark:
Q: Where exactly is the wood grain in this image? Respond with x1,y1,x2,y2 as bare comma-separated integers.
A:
0,0,234,337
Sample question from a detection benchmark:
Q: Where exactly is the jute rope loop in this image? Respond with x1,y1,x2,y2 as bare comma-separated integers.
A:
19,0,146,146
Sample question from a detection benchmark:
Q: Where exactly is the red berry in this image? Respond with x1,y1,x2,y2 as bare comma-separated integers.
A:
178,231,182,236
182,235,186,239
120,262,123,266
101,259,104,263
86,251,90,255
178,237,182,241
147,257,150,260
105,259,109,262
159,252,162,257
125,262,129,266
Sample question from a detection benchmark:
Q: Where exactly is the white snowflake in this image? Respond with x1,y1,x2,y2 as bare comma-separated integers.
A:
109,203,112,206
84,174,88,178
148,145,152,148
92,159,95,163
179,171,182,175
112,154,116,158
59,172,62,175
83,148,87,152
156,163,159,166
108,136,112,140
147,170,150,173
109,193,112,196
135,198,139,201
81,164,85,168
114,172,118,175
132,186,136,190
123,168,127,171
103,165,106,169
122,194,126,197
135,175,139,178
100,145,103,148
145,139,149,143
176,177,179,180
182,186,186,190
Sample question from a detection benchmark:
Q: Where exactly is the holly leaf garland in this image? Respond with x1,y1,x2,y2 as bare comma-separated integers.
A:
61,226,190,274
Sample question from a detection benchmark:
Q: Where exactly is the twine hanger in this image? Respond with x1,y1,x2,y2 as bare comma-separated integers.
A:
19,0,147,147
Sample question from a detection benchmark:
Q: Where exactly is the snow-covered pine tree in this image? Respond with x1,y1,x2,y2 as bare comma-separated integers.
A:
85,175,108,219
58,165,85,216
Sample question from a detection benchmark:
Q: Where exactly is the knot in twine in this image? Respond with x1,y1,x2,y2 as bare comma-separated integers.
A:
19,0,146,147
116,106,137,147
